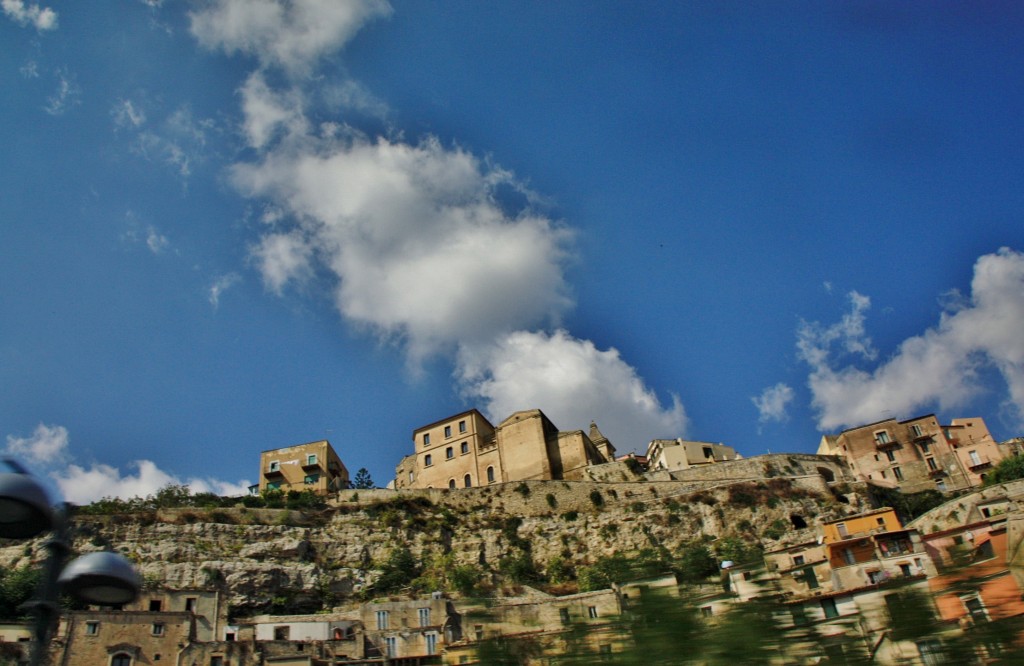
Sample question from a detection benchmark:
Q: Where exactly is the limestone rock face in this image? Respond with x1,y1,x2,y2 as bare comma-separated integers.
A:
0,475,867,613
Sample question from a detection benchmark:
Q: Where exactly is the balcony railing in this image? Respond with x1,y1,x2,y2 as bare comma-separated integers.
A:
264,466,284,477
968,457,992,471
874,438,899,450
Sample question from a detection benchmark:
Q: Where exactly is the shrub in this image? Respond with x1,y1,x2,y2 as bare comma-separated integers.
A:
984,455,1024,486
499,551,541,584
514,482,531,497
545,493,557,509
562,511,578,521
589,490,604,508
630,501,645,513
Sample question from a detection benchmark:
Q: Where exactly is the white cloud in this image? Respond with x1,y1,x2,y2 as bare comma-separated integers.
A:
798,248,1024,431
44,67,80,116
233,134,574,366
122,212,171,255
2,0,57,30
208,272,242,307
3,424,252,505
456,329,687,453
131,106,215,179
53,461,252,505
112,99,147,129
238,71,308,149
752,383,794,424
4,423,69,465
189,0,392,74
20,60,38,78
146,228,170,254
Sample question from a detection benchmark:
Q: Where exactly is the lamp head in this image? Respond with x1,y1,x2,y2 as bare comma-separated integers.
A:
58,552,142,606
0,472,55,539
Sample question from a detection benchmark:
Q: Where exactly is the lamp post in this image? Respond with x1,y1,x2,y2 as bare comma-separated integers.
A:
0,459,141,666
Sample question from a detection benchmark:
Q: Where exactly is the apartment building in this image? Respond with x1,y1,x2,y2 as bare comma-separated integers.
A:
258,440,349,496
394,409,616,490
817,415,1007,493
645,439,739,473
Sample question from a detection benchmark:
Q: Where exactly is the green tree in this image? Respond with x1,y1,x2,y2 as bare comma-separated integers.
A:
983,454,1024,486
374,546,420,594
0,566,41,621
352,468,375,489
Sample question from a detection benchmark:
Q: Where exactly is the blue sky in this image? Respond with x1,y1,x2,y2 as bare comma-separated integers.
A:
2,1,1023,502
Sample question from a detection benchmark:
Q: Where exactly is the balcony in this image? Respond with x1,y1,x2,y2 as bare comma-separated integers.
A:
968,457,993,472
911,431,934,443
302,458,324,471
874,437,900,451
264,465,284,478
927,467,946,477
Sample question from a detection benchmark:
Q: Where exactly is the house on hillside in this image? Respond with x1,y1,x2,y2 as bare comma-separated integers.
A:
645,438,739,473
258,440,350,496
817,415,1009,494
393,409,616,490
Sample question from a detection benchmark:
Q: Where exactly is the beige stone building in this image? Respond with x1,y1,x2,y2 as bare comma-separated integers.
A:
394,409,616,490
817,415,1008,493
645,438,739,473
258,440,349,496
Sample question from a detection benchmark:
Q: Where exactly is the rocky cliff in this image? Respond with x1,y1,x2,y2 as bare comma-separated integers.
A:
0,474,870,615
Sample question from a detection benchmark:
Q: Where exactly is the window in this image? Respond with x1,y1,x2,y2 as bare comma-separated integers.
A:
152,623,165,636
880,470,887,479
885,450,896,462
900,563,912,577
384,636,397,657
963,596,988,623
446,446,454,459
268,460,280,472
559,608,570,624
969,450,982,466
376,610,390,630
920,441,931,454
894,467,904,481
821,598,839,619
267,481,281,490
185,598,196,612
875,431,891,444
793,555,805,566
588,606,599,618
307,454,317,465
842,549,855,565
868,570,884,584
836,523,848,538
444,425,452,438
111,655,131,666
304,473,319,485
274,626,290,640
936,480,947,492
974,540,995,562
927,457,938,471
487,466,495,483
911,424,923,437
85,621,99,635
917,640,944,666
418,607,431,627
423,433,430,445
791,605,808,626
702,447,713,459
459,420,466,433
700,606,712,617
425,632,438,655
448,479,456,489
461,441,469,454
424,454,432,467
149,600,162,611
464,474,472,488
225,633,235,642
210,658,223,666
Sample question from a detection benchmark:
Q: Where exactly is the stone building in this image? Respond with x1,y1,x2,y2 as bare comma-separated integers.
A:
393,409,616,490
645,438,739,473
817,415,1008,493
258,440,350,496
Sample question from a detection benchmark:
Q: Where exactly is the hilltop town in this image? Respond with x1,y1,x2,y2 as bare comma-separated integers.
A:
2,408,1023,664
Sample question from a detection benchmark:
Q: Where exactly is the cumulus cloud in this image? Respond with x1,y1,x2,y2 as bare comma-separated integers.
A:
3,424,252,505
233,134,574,366
798,248,1024,431
456,330,687,453
189,0,392,74
4,423,69,465
238,71,308,149
2,0,57,30
753,383,794,425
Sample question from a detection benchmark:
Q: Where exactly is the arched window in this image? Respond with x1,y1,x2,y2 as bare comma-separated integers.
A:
448,479,456,489
464,474,472,488
111,654,132,666
487,466,495,483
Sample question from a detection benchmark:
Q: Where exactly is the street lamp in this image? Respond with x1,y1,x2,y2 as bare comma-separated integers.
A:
0,460,141,666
